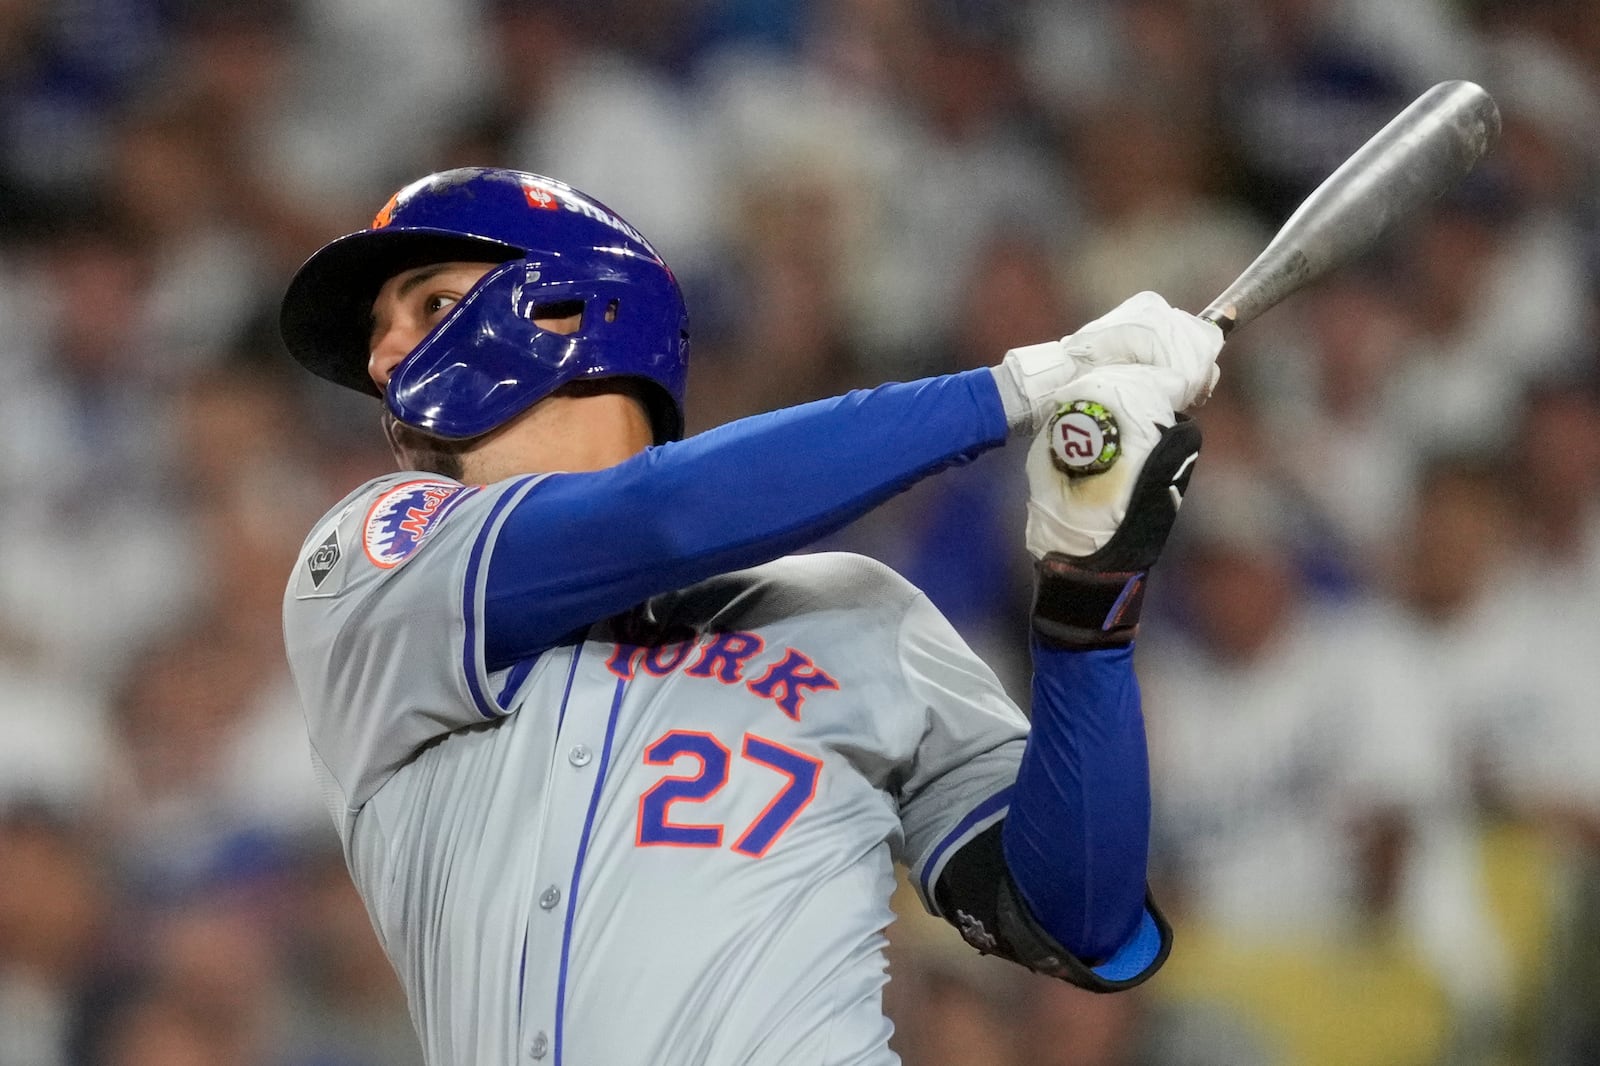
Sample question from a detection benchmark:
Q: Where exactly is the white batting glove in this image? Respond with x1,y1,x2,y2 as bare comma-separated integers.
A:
1024,365,1182,559
995,291,1224,436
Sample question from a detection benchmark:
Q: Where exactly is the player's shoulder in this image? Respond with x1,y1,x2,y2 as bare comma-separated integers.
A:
299,469,454,524
751,551,926,614
287,471,483,603
765,549,915,585
623,552,924,643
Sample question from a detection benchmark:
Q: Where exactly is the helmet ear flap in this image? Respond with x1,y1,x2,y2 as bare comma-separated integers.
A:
385,260,566,440
385,252,689,442
529,298,586,326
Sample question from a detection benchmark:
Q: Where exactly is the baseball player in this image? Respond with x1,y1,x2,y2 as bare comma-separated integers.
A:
279,168,1221,1066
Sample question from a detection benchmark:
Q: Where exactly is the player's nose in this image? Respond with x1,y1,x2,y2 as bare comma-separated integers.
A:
368,335,411,391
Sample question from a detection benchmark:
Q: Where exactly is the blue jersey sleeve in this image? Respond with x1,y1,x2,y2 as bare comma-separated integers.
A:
1001,641,1154,965
482,369,1009,668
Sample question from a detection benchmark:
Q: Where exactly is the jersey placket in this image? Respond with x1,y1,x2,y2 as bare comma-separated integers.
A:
518,642,631,1064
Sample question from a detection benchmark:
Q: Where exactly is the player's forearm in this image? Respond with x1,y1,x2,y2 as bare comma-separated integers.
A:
1001,641,1152,962
482,369,1009,666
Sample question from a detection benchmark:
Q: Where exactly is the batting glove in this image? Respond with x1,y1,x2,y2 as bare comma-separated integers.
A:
995,291,1224,436
1023,365,1203,648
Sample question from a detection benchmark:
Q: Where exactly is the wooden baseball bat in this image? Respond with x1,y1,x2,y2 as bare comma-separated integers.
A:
1200,80,1501,335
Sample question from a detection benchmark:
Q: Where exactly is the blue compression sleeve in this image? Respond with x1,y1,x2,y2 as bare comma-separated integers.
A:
1001,641,1151,962
483,369,1009,667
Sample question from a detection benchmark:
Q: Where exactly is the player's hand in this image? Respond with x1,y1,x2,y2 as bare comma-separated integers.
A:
1064,291,1224,406
1022,365,1203,647
997,291,1224,436
1024,366,1182,559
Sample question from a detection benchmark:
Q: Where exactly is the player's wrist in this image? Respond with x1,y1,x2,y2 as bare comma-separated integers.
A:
993,292,1224,441
1031,558,1146,648
993,343,1081,437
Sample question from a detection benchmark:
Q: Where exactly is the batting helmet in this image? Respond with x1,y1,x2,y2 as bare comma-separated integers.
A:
279,167,690,442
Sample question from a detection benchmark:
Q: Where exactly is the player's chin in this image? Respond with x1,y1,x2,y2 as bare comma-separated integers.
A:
380,409,472,481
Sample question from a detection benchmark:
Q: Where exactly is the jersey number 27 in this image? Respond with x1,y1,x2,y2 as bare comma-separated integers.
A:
636,730,822,858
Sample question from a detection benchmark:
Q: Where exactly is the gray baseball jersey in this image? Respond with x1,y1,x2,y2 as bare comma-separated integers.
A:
285,472,1029,1066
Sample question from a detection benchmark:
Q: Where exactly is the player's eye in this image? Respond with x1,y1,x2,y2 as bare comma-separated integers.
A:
424,292,459,317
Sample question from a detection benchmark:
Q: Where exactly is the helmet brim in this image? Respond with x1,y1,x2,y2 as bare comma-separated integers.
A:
279,227,524,397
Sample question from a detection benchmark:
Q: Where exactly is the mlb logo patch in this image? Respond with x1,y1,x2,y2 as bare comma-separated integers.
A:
363,480,477,569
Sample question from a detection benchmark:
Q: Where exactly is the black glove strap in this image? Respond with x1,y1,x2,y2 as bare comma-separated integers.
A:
1032,416,1202,649
1032,566,1147,647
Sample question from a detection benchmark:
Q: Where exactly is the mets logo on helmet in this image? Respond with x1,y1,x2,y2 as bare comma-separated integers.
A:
363,480,478,569
371,190,402,229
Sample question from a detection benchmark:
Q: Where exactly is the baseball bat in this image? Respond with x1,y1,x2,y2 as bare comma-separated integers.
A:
1200,79,1501,335
1050,81,1499,477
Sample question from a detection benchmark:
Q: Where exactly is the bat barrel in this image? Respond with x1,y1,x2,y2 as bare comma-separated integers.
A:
1202,80,1501,333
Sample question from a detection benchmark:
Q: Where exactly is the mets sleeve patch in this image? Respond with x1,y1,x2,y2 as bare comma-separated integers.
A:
362,480,479,569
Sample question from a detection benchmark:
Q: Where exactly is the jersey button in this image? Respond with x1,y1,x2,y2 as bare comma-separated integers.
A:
568,744,593,767
530,1031,549,1059
539,886,561,910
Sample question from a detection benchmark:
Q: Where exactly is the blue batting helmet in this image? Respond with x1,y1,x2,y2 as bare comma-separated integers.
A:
279,167,690,442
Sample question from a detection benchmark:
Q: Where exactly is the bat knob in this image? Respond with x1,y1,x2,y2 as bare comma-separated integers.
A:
1048,399,1121,477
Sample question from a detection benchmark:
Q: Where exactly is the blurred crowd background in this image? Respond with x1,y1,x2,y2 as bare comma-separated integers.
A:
0,0,1596,1063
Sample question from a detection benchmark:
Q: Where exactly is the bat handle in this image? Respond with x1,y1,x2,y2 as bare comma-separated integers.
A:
1199,304,1237,338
